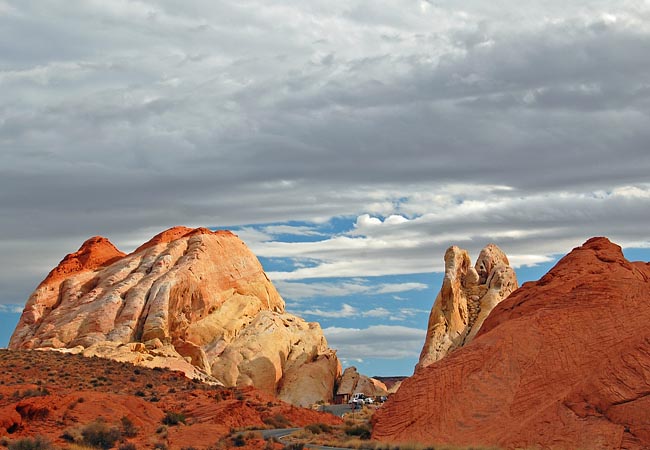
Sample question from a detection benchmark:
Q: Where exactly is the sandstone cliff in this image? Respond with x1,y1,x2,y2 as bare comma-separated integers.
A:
373,237,650,449
10,227,340,406
417,243,518,369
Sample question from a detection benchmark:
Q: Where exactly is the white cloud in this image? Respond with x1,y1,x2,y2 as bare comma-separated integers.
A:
324,325,427,360
0,304,24,314
274,279,428,300
299,304,405,320
2,0,650,313
301,303,358,318
262,184,650,281
376,282,428,294
262,224,325,237
362,307,392,318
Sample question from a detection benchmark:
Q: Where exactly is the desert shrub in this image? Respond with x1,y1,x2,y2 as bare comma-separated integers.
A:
8,436,53,450
162,411,185,426
81,420,122,449
344,423,372,440
11,387,49,400
304,423,332,434
120,416,137,437
282,445,304,450
262,413,291,429
231,434,246,447
61,428,82,443
118,444,136,450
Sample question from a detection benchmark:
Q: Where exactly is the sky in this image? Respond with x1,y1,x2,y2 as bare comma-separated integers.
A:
1,0,650,376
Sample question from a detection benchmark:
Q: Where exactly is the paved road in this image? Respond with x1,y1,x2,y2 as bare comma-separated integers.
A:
319,403,361,417
259,428,302,440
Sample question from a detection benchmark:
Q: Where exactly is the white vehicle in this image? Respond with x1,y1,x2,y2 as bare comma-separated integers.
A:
364,397,374,404
348,393,366,406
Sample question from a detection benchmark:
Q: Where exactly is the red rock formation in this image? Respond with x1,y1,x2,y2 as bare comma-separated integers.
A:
9,227,340,406
372,237,650,450
41,236,125,285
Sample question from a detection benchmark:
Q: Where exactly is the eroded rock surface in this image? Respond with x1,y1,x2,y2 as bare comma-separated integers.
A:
373,237,650,450
10,227,340,405
417,243,518,370
336,367,388,398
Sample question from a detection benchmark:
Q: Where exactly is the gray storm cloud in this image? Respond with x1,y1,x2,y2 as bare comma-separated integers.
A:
1,0,649,304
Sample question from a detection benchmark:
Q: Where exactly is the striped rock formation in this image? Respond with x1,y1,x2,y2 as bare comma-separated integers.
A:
10,227,340,406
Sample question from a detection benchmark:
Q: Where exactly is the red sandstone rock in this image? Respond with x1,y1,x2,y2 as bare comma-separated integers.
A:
41,236,125,286
372,237,650,450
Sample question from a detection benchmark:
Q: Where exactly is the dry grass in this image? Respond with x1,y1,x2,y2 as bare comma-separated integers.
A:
280,406,503,450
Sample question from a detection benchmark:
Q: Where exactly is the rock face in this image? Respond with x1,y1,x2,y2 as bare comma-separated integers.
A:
336,367,388,398
373,238,650,449
9,226,340,406
416,243,518,370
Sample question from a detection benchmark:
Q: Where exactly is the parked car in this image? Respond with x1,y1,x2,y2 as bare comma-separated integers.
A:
364,397,374,404
348,393,366,407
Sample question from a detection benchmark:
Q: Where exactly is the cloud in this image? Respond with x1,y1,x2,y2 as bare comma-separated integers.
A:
300,304,393,319
324,325,427,360
261,184,650,280
262,224,326,237
0,304,24,314
2,0,650,307
274,279,428,300
301,303,358,318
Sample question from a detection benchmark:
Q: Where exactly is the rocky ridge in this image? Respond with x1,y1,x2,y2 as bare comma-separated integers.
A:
9,227,340,406
417,243,518,370
373,237,650,449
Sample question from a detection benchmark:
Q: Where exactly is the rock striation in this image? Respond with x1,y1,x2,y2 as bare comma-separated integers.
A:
416,243,518,370
10,226,340,406
336,367,388,399
373,237,650,449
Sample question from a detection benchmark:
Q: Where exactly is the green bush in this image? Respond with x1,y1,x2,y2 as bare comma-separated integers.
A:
232,434,246,447
344,423,372,440
304,423,332,434
162,411,186,426
82,420,122,449
262,413,291,429
8,436,53,450
282,445,304,450
121,416,137,437
118,444,137,450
